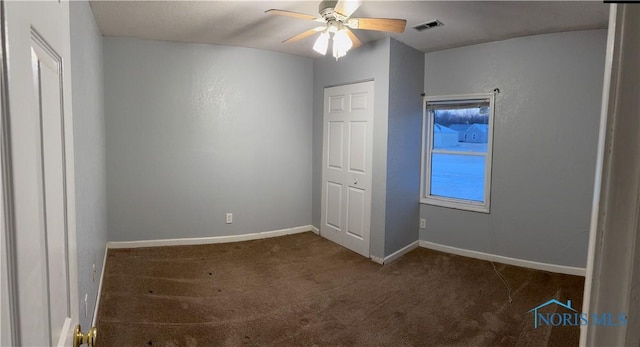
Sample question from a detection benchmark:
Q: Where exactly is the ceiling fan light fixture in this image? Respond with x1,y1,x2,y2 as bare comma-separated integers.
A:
267,1,406,60
332,28,352,60
313,31,330,55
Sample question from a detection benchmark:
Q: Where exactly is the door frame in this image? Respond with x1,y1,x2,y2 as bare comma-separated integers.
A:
581,4,640,346
1,0,18,344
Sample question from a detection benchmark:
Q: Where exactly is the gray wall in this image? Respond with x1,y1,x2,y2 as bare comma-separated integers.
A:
70,0,107,329
421,30,607,267
104,38,313,241
385,39,424,256
312,38,390,259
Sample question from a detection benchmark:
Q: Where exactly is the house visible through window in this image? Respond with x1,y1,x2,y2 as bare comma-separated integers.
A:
420,94,495,213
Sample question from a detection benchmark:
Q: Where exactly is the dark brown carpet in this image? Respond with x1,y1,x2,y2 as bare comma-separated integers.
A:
96,232,584,347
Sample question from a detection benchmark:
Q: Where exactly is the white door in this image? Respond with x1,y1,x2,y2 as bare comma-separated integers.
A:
321,81,374,257
1,1,79,346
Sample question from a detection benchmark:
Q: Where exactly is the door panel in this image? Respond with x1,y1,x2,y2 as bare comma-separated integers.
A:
348,121,367,173
327,121,344,169
2,1,78,346
346,187,365,239
329,95,345,112
325,182,342,231
33,34,71,346
320,81,373,257
350,92,368,111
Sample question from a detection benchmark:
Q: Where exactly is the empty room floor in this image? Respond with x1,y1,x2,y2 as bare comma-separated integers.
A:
96,232,583,346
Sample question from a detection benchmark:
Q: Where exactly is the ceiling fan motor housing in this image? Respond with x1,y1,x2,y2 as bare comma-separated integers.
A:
319,0,341,21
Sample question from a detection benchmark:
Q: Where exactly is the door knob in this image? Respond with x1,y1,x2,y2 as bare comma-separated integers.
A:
74,325,97,347
353,178,358,185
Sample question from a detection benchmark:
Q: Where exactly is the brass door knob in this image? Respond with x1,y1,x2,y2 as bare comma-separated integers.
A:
74,325,97,347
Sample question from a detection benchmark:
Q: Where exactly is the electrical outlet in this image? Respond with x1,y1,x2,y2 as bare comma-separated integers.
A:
420,218,426,229
226,213,233,224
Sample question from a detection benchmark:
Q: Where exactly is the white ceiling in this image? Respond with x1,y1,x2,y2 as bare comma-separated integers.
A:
89,1,609,58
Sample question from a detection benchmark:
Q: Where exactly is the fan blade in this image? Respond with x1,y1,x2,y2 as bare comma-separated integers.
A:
282,27,325,44
345,28,362,48
348,18,407,33
333,0,362,18
265,9,323,22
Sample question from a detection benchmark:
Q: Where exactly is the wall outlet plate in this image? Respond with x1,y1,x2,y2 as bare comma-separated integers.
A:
420,218,426,229
226,213,233,224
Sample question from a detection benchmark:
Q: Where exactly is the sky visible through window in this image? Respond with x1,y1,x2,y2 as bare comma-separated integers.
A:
431,107,488,202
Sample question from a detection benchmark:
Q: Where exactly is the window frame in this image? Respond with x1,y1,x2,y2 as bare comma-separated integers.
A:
420,93,495,213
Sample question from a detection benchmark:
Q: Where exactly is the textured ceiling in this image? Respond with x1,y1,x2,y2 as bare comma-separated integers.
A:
90,1,609,57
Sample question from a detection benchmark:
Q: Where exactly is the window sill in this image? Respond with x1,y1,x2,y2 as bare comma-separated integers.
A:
420,197,490,214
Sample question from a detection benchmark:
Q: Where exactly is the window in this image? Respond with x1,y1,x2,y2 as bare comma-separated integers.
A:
420,94,495,213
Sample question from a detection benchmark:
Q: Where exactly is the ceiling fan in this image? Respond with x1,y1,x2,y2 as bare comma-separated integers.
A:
266,0,407,60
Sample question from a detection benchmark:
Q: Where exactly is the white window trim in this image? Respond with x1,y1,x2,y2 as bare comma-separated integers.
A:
420,93,495,213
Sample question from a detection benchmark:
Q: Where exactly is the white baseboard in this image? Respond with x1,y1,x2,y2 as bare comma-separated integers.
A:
384,241,419,265
370,255,384,265
91,244,108,326
107,225,314,249
311,225,319,235
419,240,586,276
369,241,420,265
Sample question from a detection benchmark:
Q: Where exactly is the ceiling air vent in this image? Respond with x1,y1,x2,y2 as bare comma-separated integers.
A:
413,20,444,32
